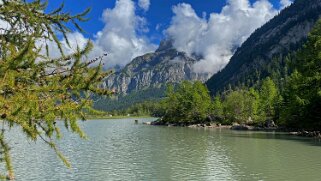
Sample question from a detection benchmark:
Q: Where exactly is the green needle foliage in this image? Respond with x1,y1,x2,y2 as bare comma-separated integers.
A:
280,19,321,129
0,0,112,179
258,77,279,121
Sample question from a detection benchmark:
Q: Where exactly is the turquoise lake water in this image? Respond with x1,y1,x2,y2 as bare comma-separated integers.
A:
4,118,321,181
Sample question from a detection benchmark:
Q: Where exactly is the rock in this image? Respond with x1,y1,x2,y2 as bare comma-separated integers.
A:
231,124,253,130
293,130,321,138
289,132,299,135
199,124,206,127
265,119,277,128
103,39,210,95
188,124,198,128
151,121,162,126
303,131,309,136
167,124,177,127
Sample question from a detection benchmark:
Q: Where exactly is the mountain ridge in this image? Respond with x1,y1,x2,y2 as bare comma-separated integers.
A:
206,0,321,94
103,40,210,95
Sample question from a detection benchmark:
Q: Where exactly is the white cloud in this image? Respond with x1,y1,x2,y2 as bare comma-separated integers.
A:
39,32,89,59
41,0,292,72
280,0,292,8
95,0,156,68
166,0,289,74
138,0,151,11
0,20,10,34
43,0,156,69
0,1,11,34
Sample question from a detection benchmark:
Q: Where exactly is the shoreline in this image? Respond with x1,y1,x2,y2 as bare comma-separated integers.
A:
143,120,321,139
85,115,152,120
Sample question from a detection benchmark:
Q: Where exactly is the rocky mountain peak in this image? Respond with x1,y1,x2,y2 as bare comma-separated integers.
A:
155,39,174,52
103,39,210,94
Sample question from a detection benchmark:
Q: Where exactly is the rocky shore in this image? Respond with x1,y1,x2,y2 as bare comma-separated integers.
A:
143,119,321,139
143,121,232,129
143,119,278,130
289,131,321,138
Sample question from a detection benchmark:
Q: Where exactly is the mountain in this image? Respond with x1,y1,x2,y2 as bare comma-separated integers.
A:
95,40,210,111
102,40,210,95
206,0,321,94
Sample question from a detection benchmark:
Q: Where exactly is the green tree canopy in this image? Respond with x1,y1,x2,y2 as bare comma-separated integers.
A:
0,0,111,179
162,81,211,124
281,19,321,129
259,77,279,120
222,89,259,124
212,95,223,117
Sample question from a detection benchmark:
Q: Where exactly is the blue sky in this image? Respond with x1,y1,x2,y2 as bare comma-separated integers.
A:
45,0,292,72
47,0,286,43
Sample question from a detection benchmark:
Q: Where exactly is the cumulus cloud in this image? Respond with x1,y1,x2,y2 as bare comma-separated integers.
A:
41,0,292,72
94,0,156,68
166,0,289,74
39,32,91,59
138,0,151,11
44,0,156,70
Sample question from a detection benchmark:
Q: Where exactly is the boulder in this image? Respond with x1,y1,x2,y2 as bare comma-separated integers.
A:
265,119,277,128
231,124,253,130
188,124,198,128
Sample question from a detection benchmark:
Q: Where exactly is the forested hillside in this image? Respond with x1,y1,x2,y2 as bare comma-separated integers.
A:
93,86,166,111
206,0,321,94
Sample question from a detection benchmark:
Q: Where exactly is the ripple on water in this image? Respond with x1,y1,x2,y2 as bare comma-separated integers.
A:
4,118,321,181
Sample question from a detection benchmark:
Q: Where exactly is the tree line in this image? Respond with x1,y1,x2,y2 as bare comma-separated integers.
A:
134,19,321,130
155,78,279,126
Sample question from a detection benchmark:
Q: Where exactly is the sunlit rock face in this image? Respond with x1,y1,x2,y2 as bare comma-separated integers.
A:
103,40,210,94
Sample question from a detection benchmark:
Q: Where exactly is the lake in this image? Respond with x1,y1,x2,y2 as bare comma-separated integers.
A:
5,118,321,181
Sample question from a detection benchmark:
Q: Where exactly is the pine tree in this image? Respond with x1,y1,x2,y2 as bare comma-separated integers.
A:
0,1,112,179
281,19,321,129
212,95,223,117
259,77,278,121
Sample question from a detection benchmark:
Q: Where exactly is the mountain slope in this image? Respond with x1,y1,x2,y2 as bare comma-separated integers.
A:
102,40,210,95
93,86,166,111
95,40,210,111
206,0,321,94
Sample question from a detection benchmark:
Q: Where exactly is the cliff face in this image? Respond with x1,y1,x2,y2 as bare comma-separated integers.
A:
103,40,210,94
206,0,321,94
